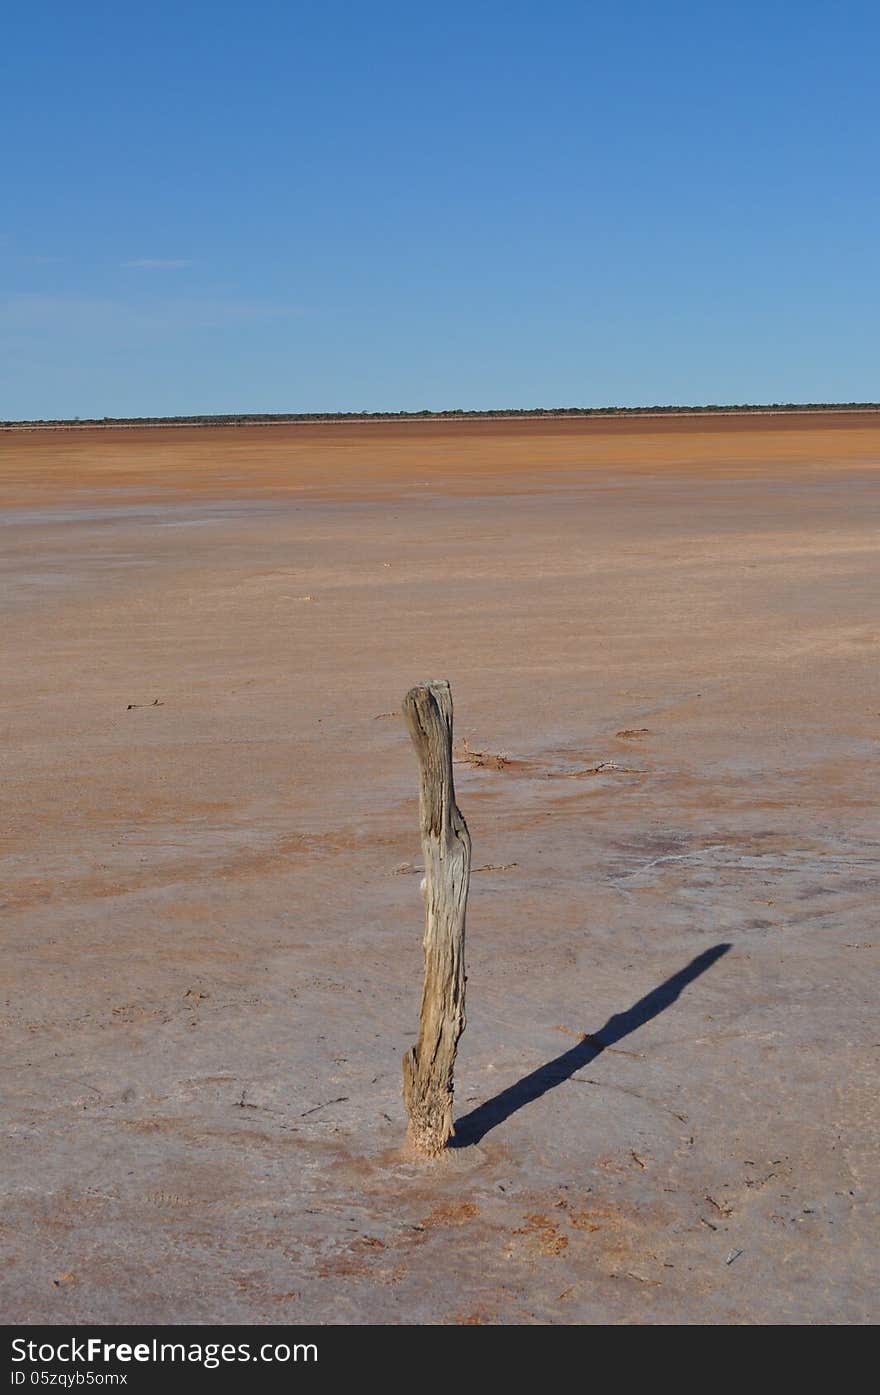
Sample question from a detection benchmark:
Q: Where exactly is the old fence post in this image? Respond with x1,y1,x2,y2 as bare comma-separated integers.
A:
401,680,472,1156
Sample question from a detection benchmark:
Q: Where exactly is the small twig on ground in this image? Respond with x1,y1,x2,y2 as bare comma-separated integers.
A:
454,738,510,770
546,761,619,778
301,1096,349,1118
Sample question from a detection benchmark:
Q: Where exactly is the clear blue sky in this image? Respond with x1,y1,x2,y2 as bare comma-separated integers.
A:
2,1,878,418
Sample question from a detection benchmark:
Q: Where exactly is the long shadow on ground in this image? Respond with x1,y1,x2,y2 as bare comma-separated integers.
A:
452,942,731,1148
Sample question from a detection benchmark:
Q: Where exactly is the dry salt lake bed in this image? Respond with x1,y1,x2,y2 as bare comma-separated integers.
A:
2,413,878,1323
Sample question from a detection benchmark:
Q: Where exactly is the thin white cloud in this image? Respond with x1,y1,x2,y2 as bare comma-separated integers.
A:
124,258,193,269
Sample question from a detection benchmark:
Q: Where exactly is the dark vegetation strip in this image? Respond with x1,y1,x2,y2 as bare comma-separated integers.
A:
4,402,880,430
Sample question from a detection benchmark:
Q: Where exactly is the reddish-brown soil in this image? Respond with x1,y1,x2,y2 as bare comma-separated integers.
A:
3,412,880,507
2,413,877,1323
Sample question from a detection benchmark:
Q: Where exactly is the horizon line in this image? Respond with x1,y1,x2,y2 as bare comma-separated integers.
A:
4,401,880,431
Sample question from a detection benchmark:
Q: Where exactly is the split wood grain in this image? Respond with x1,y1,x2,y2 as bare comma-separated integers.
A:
401,680,472,1156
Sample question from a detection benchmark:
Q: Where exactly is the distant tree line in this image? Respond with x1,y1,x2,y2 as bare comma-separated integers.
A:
3,403,880,429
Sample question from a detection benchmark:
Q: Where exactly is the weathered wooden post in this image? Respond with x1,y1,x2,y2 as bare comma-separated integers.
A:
401,680,472,1156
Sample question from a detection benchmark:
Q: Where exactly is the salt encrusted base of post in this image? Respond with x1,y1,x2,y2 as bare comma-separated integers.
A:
401,680,472,1157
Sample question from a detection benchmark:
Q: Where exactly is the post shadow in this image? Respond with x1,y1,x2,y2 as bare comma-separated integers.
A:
451,941,731,1148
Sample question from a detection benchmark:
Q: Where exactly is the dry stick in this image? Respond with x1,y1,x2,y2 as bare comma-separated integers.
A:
401,680,472,1157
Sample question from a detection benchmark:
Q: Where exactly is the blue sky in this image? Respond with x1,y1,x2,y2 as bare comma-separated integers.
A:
2,1,878,418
